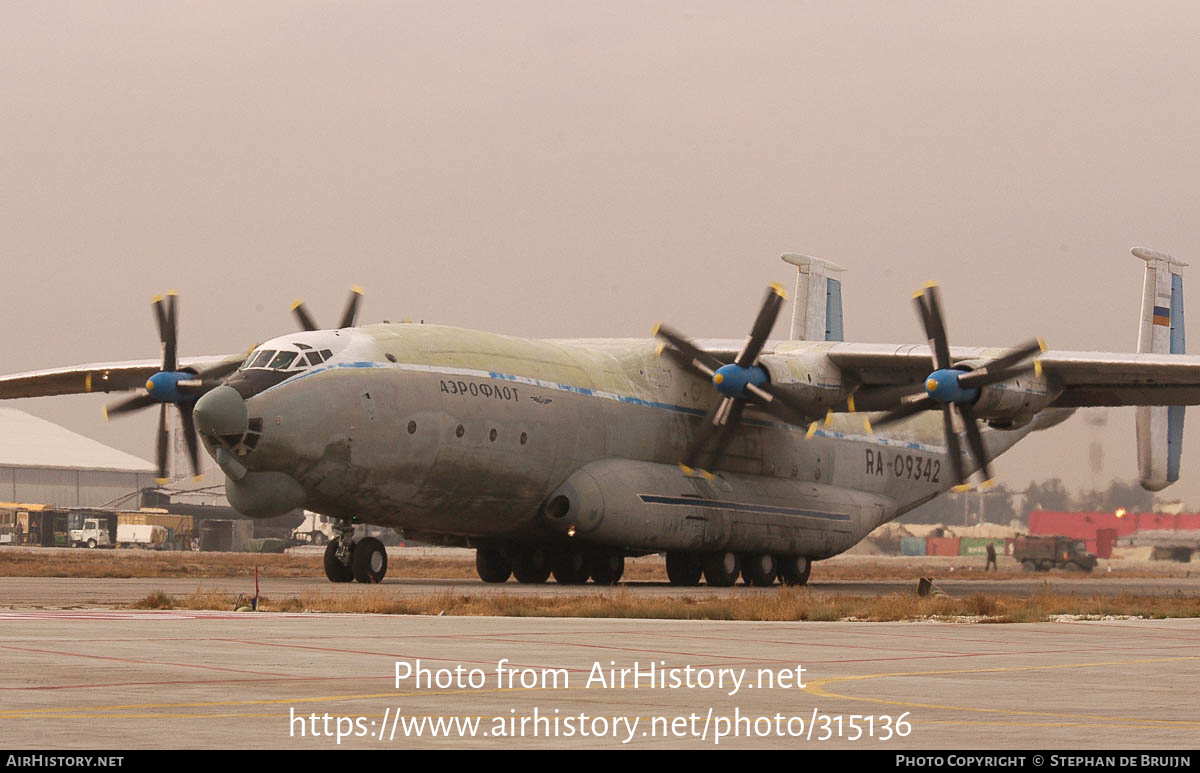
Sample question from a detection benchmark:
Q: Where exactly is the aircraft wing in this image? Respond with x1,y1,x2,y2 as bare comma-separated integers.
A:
823,343,1200,407
0,354,243,399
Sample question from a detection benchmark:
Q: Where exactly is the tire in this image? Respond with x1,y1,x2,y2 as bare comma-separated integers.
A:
312,532,328,546
551,549,590,585
589,553,625,585
87,539,97,549
777,555,812,587
703,551,741,587
512,549,551,584
1065,561,1083,572
323,538,354,582
1021,560,1037,572
1038,560,1053,572
475,548,512,583
741,553,777,586
351,537,388,583
665,552,703,586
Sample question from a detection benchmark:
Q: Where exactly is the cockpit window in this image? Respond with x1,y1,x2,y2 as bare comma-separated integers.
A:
248,350,276,369
305,352,324,366
268,351,298,370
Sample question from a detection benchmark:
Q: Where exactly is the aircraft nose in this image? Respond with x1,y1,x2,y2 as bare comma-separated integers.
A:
194,385,249,441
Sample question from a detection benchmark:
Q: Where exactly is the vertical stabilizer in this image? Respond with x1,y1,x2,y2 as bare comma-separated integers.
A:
781,254,847,341
1133,246,1188,491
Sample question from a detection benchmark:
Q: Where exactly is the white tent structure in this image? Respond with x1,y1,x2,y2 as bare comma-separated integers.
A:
0,408,157,507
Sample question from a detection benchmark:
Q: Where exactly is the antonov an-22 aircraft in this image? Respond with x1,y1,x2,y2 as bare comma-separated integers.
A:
0,248,1194,587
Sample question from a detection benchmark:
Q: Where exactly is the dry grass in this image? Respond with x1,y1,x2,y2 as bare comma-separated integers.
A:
2,546,1191,581
128,587,1200,623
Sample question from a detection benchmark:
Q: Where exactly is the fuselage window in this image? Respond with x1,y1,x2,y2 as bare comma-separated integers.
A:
320,349,332,361
248,350,276,369
268,351,298,370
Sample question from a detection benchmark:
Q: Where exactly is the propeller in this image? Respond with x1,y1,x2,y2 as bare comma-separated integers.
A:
291,286,364,331
868,283,1044,486
104,293,243,481
656,283,812,474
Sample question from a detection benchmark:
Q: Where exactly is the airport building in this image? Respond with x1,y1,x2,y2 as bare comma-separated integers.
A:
0,407,158,508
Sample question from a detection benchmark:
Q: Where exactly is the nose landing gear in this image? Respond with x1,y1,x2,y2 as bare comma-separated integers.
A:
323,520,389,583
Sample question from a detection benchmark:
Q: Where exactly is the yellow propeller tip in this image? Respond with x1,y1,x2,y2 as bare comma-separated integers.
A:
151,294,164,304
923,280,939,289
846,395,856,413
155,478,169,485
700,470,715,480
655,343,665,357
290,300,304,310
982,478,998,490
191,474,205,482
805,422,818,439
1037,337,1047,352
824,409,834,427
101,406,108,421
1034,361,1043,377
652,322,661,336
952,483,973,493
167,289,178,296
769,281,787,299
863,417,873,435
351,285,365,294
678,463,694,475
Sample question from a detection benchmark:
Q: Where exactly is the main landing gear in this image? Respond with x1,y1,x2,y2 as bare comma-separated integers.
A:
323,521,388,584
474,546,625,585
666,551,811,587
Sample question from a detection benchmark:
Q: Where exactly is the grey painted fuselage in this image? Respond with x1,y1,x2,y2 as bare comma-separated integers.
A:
211,323,1061,559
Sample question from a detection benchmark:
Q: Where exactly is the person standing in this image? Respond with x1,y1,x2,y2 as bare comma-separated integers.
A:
985,541,998,571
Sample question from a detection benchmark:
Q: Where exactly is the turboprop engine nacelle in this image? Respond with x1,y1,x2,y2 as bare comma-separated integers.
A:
957,360,1061,429
755,352,853,416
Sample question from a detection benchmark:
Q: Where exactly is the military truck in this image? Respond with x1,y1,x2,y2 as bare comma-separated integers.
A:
1014,535,1097,572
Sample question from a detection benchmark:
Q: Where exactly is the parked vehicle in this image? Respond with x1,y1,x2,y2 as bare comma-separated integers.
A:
1013,535,1097,572
68,518,111,548
116,523,169,549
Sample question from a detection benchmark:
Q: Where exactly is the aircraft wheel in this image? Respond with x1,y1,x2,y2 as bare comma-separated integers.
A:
589,553,625,585
312,532,328,546
703,551,741,587
665,552,703,586
324,538,354,583
351,537,388,583
475,548,512,583
551,549,590,584
512,549,551,584
777,555,811,586
742,553,777,586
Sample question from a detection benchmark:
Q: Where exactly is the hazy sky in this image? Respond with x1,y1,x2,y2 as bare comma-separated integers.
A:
3,2,1200,504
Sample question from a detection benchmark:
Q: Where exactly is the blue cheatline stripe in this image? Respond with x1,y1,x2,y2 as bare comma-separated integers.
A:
638,494,851,521
265,359,950,454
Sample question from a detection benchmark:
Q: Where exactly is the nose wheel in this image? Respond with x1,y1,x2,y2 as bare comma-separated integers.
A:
322,521,389,584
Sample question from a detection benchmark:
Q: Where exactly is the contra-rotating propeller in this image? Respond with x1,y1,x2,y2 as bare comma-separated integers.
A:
291,286,364,331
867,283,1044,486
655,283,812,474
104,293,243,481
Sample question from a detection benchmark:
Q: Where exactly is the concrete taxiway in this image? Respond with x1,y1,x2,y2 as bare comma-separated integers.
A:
0,610,1197,749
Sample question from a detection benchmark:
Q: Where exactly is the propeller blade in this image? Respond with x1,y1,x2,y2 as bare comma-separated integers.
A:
105,392,157,418
918,285,951,372
942,404,967,485
872,394,936,428
956,340,1043,390
655,324,726,377
746,382,810,425
959,404,993,482
292,301,318,332
735,283,786,368
155,403,169,481
706,399,747,470
152,294,179,373
956,362,1036,391
194,355,245,383
338,286,364,329
682,398,731,470
178,403,201,477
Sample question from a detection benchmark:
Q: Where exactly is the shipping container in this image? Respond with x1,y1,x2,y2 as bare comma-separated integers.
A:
900,537,926,556
926,537,960,556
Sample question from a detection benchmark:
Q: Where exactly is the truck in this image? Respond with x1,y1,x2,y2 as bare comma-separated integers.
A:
1013,535,1097,572
116,523,169,549
68,517,112,549
116,511,197,551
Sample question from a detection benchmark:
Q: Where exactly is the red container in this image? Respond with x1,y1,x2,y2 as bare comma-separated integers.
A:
926,537,961,556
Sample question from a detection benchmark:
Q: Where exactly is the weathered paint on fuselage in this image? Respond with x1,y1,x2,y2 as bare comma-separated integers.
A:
229,323,1053,552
